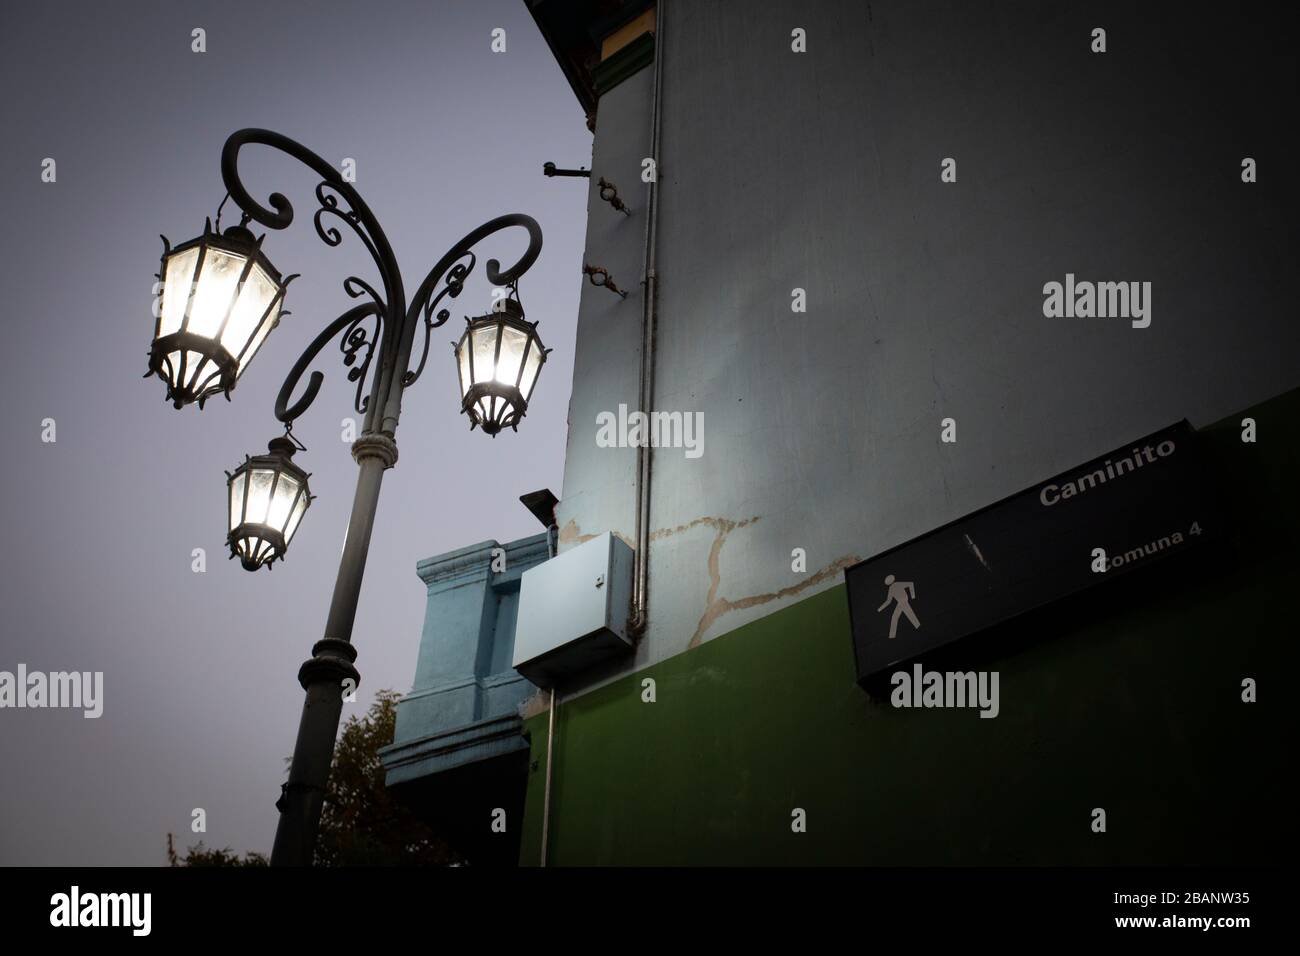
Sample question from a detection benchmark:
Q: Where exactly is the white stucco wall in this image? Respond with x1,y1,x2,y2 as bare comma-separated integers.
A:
549,0,1299,700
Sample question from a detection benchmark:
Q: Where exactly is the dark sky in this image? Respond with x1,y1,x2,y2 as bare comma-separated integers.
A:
0,0,590,864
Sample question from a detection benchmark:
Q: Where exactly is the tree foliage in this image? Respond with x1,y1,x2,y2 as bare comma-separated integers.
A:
313,689,460,866
166,833,267,867
168,689,459,866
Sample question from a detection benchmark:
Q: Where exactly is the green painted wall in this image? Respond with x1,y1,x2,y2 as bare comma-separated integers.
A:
519,390,1297,865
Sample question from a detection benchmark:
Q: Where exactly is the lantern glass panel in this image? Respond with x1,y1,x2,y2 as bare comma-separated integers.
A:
456,337,471,397
187,248,247,339
246,468,276,525
221,262,279,358
496,325,528,386
266,474,301,531
284,494,308,544
471,323,499,384
520,341,543,401
160,247,199,337
229,471,247,531
238,308,276,373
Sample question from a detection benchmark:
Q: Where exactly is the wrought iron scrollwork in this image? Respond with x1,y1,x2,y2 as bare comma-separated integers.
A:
404,253,473,387
275,303,382,425
313,181,386,278
221,128,405,320
400,215,543,394
219,128,544,434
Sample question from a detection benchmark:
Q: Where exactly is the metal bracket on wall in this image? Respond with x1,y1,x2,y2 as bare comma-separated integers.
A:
583,263,629,299
597,177,632,216
542,161,591,178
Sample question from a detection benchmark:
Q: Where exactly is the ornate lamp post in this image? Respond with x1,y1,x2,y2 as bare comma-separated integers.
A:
148,128,547,865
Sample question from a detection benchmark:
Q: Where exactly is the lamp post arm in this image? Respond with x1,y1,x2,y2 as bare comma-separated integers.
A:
404,213,543,324
383,214,543,435
220,128,408,384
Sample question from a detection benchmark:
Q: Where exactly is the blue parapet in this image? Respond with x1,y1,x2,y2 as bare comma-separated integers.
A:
378,531,550,861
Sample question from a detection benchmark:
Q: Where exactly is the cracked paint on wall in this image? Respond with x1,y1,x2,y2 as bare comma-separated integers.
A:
554,513,860,651
687,542,862,649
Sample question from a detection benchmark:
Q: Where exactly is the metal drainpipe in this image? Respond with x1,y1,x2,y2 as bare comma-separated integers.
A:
540,686,557,866
630,0,665,636
539,521,557,866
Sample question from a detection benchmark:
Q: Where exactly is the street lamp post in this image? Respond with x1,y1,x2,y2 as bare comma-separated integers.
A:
147,128,548,865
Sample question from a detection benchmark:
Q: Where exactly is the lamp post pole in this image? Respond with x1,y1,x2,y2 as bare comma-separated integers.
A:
170,128,544,866
271,437,390,867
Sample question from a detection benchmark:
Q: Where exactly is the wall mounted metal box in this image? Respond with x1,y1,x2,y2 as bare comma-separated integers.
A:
513,532,634,687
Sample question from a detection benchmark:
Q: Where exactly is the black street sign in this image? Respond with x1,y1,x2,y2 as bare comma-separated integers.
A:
845,421,1216,685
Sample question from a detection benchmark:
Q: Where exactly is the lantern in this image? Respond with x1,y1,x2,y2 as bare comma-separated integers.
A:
226,436,313,571
149,220,293,408
453,298,548,435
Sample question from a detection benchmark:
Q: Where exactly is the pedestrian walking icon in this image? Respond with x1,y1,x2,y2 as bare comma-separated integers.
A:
876,574,920,640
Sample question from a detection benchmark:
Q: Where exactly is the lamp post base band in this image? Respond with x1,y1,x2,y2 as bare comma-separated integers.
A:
351,433,398,468
297,638,361,690
275,780,326,813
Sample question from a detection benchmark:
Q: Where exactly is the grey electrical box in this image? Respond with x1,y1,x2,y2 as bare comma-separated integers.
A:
513,532,634,687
